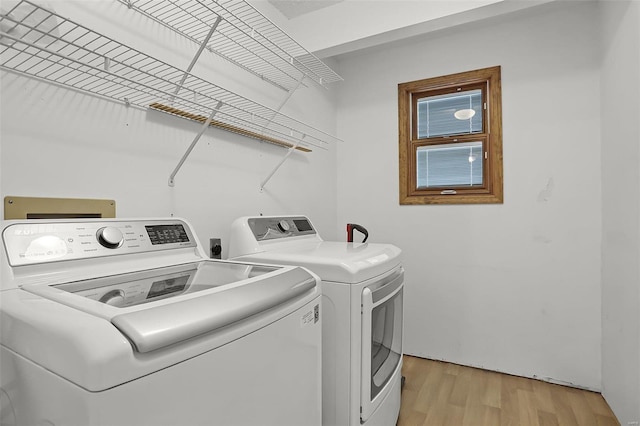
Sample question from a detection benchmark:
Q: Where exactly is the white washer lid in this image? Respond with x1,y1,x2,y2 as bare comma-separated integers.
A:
234,241,401,284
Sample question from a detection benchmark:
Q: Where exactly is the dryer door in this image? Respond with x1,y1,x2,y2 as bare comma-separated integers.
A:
360,268,404,423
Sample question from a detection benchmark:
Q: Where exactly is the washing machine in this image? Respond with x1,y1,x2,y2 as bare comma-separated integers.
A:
0,217,322,426
229,215,404,426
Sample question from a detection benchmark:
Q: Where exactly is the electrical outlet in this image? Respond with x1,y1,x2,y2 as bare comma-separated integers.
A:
209,238,222,259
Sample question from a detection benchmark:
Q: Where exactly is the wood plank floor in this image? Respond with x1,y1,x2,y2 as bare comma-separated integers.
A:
397,355,620,426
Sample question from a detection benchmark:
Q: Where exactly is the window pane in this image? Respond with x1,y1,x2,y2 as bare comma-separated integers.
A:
416,142,483,188
417,89,482,138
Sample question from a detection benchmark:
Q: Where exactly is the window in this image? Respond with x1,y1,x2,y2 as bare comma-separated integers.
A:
398,66,503,204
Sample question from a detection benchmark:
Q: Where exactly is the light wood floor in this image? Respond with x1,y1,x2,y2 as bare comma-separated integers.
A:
397,355,620,426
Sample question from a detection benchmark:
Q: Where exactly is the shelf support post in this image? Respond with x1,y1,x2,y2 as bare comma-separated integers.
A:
259,74,308,191
171,15,222,102
260,75,304,136
168,101,223,187
260,135,305,191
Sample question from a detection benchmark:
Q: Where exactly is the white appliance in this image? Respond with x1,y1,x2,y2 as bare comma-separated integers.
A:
229,215,404,426
0,218,322,426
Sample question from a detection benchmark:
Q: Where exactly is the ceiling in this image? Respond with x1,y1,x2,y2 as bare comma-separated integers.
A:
267,0,344,20
253,0,558,59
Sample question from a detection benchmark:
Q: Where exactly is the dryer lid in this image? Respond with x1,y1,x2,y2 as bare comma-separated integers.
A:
233,241,401,284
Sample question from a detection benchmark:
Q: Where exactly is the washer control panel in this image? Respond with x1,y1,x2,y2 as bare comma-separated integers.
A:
248,216,316,241
2,219,196,266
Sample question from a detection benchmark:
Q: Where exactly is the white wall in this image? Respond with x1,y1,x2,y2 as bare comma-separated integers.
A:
4,0,640,421
335,1,603,390
600,0,640,423
0,0,341,251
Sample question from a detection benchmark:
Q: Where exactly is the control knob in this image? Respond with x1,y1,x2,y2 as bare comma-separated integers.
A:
277,220,291,233
96,227,124,249
99,289,125,307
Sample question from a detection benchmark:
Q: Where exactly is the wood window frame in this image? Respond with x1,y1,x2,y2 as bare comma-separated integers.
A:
398,66,503,205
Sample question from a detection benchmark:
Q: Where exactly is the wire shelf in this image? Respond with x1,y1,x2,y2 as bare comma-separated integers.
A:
118,0,343,91
0,0,341,151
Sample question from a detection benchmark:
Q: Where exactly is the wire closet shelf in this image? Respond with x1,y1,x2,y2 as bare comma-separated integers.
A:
0,0,341,151
118,0,343,92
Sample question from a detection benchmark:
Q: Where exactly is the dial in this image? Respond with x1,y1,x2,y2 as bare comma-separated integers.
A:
277,220,291,233
96,227,124,249
99,289,125,307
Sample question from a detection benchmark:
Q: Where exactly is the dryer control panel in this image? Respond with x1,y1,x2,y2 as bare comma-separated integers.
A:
248,216,317,241
2,219,197,266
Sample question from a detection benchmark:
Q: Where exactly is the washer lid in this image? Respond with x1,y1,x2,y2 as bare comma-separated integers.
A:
111,266,316,353
2,261,319,391
22,261,317,353
234,241,401,284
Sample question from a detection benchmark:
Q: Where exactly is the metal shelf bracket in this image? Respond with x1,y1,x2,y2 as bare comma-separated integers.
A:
168,101,223,187
259,75,306,191
168,14,223,187
172,15,222,102
260,135,305,192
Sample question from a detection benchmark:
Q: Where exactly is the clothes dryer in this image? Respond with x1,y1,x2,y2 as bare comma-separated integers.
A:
0,218,322,426
229,215,404,426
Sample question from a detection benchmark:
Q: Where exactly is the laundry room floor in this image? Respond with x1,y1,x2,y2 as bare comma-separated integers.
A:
397,355,620,426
